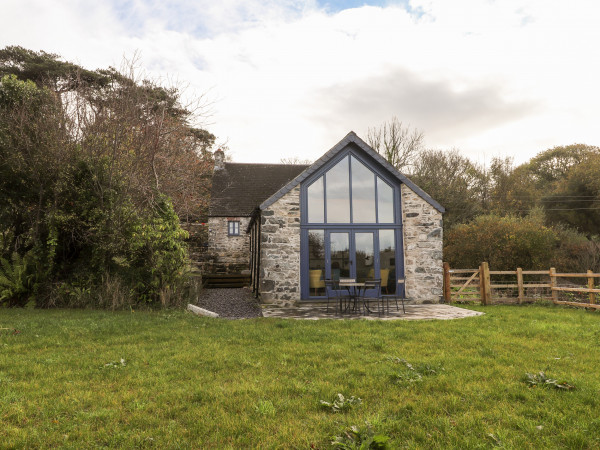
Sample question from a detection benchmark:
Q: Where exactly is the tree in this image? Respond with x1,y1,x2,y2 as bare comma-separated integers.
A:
522,144,600,190
542,154,600,238
0,46,111,97
410,149,486,230
0,49,216,307
279,156,312,164
366,116,424,172
0,46,216,222
485,156,538,216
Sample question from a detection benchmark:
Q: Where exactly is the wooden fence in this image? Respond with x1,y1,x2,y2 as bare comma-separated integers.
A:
443,262,600,309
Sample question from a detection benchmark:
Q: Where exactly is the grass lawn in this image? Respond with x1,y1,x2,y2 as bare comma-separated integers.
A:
1,304,600,448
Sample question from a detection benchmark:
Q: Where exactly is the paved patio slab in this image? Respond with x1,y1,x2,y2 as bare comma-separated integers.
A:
261,303,484,320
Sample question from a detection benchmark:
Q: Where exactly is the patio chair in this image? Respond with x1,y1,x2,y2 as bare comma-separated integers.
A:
380,278,406,314
309,269,325,296
324,279,350,313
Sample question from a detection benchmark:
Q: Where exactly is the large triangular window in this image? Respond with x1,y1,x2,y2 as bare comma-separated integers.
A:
306,155,395,224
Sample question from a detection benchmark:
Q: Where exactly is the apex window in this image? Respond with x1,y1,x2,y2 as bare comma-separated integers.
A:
306,154,395,224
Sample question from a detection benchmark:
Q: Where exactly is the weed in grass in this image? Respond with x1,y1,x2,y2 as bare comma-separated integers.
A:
331,422,389,449
103,358,127,369
386,356,444,386
523,372,575,391
254,399,276,416
320,393,362,413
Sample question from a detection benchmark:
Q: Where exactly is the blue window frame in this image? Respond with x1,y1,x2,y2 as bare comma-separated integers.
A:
228,220,240,236
300,147,404,299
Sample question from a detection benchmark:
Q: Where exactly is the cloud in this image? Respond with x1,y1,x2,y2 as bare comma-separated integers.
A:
308,67,540,146
2,0,600,164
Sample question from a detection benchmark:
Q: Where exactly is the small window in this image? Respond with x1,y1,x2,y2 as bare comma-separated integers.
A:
228,220,240,236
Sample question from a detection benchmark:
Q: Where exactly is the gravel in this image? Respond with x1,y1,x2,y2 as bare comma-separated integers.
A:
196,287,263,319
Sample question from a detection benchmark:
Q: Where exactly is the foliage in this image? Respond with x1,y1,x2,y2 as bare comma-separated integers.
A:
444,212,560,270
484,156,538,216
387,356,445,386
542,154,600,238
411,148,487,229
523,372,575,391
254,399,277,416
0,46,110,93
331,423,390,449
320,393,362,413
0,47,213,308
0,252,34,306
524,144,600,189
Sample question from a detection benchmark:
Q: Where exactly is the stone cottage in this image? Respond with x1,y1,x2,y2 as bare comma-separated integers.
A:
208,132,444,306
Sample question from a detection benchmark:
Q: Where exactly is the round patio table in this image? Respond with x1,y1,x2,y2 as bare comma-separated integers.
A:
338,281,370,314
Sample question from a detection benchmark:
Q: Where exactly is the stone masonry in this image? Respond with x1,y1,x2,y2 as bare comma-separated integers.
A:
401,185,443,303
207,216,251,273
259,187,301,305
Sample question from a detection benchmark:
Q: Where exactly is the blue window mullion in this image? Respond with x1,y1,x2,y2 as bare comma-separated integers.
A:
374,174,379,224
348,155,353,224
323,173,328,224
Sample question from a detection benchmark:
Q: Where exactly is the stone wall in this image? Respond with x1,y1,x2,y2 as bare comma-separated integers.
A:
207,216,251,273
259,187,301,305
401,185,444,303
181,222,208,273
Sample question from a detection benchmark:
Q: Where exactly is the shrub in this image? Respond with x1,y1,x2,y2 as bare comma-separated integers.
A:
444,213,559,270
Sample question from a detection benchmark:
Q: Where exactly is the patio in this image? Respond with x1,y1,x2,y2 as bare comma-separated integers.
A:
261,303,484,320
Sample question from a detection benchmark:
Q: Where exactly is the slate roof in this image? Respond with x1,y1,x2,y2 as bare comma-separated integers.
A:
260,131,445,213
209,163,309,216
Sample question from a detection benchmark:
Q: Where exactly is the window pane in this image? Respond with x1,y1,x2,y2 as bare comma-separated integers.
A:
307,176,324,223
379,230,396,294
355,232,374,283
351,156,376,223
308,230,325,296
228,221,240,235
330,232,350,281
326,156,350,223
377,177,394,223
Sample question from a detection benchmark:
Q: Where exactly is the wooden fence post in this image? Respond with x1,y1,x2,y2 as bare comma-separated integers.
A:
479,264,485,305
481,262,491,305
588,270,595,304
443,262,451,303
517,267,524,304
549,268,558,303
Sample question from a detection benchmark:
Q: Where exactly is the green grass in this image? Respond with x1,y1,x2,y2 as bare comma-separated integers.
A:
1,305,600,448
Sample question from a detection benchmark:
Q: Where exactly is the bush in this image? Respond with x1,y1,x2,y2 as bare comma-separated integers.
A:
444,213,559,270
444,211,599,272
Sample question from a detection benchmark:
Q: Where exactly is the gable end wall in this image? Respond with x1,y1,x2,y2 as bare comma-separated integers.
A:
259,187,301,305
401,185,443,303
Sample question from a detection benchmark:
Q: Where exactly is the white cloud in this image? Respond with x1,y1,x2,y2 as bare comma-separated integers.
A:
2,0,600,165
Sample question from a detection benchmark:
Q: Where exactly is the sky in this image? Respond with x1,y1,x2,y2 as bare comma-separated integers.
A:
2,0,600,165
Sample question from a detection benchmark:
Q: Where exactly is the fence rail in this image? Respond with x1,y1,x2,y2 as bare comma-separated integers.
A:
443,262,600,309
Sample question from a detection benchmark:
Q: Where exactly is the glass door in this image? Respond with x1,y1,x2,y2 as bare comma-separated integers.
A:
354,232,374,283
329,232,350,282
305,229,399,299
327,231,377,283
